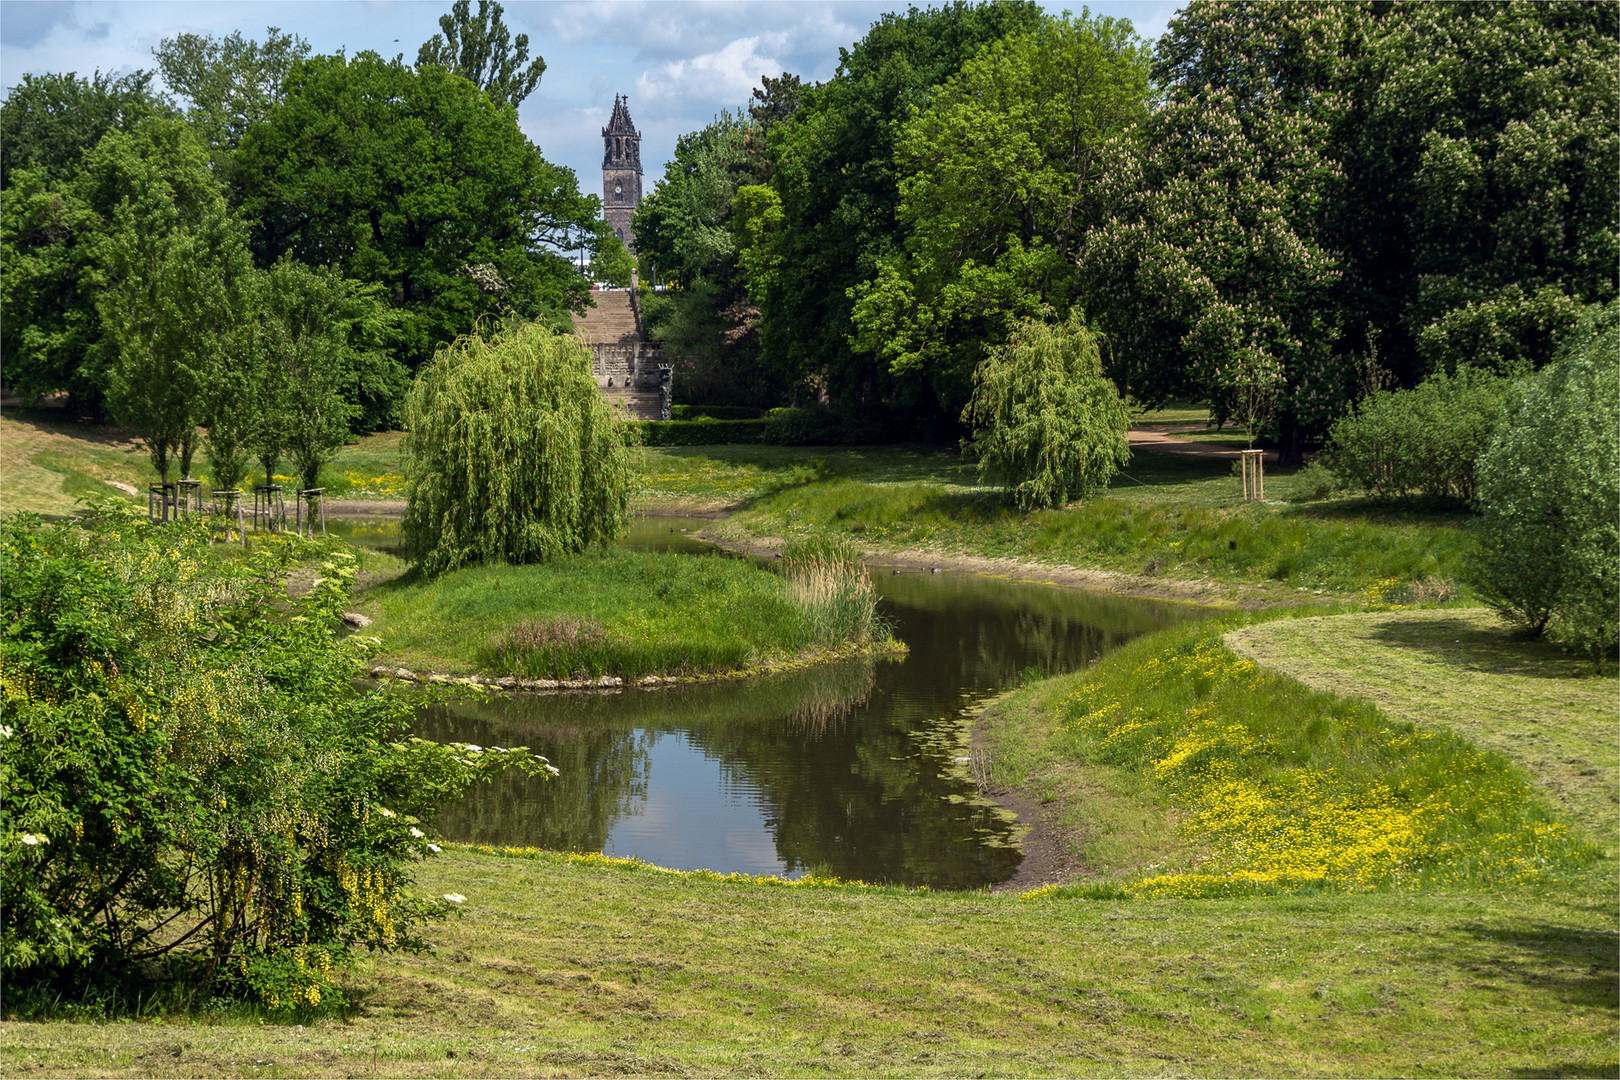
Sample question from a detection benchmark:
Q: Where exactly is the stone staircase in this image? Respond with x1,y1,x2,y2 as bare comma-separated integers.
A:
571,285,670,422
573,289,641,346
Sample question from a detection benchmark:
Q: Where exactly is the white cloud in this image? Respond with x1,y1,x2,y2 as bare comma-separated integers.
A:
634,31,784,107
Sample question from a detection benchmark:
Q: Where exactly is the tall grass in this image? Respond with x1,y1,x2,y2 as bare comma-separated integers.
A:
780,537,887,645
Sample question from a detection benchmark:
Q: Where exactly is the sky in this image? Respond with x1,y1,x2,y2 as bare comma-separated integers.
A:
0,0,1181,198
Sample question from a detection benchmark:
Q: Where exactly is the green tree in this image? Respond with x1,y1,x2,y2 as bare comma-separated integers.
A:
402,322,634,574
417,0,546,109
152,27,311,164
634,110,785,407
1079,1,1359,463
743,1,1044,415
91,118,254,482
0,72,172,417
256,261,359,491
0,69,169,187
234,52,598,372
1351,2,1618,381
962,311,1130,510
1,506,540,1009
590,231,634,288
850,13,1151,421
1473,302,1619,659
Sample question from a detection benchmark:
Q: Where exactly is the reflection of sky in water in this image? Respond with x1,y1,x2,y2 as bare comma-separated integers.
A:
605,732,788,877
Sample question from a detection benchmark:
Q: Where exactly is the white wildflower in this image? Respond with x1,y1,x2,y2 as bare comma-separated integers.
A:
442,893,465,904
20,833,48,846
409,827,425,839
377,807,396,819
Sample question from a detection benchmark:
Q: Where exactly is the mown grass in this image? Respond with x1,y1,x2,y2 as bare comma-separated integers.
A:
355,545,891,680
5,844,1614,1078
1225,608,1619,851
0,409,412,513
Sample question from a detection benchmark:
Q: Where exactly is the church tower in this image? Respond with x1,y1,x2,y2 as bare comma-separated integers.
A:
602,94,643,253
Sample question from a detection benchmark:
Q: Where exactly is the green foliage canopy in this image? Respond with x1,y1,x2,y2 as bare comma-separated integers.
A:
963,311,1131,510
850,12,1150,421
234,52,597,371
1473,302,1619,658
742,1,1045,411
403,322,635,574
416,0,546,110
1323,368,1519,506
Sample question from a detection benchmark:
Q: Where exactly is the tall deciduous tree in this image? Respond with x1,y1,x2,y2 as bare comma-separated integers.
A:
255,260,359,491
743,1,1044,413
417,0,545,109
849,12,1150,421
152,27,311,161
1079,1,1359,463
1,71,172,417
634,110,785,406
1347,1,1618,380
0,69,169,187
234,52,597,372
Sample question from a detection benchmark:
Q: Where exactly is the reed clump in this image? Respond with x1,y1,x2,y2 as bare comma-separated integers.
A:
781,537,887,645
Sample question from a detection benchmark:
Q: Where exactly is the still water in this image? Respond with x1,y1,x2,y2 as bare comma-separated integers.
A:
366,516,1207,891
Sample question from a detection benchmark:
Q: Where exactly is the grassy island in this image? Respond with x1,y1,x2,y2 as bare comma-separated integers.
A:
352,540,899,681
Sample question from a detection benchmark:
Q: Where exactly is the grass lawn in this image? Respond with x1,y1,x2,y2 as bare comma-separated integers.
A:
1226,608,1618,851
0,409,410,516
4,851,1612,1078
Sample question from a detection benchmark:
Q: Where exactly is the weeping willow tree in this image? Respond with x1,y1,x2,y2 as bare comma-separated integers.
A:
962,310,1131,510
402,322,635,573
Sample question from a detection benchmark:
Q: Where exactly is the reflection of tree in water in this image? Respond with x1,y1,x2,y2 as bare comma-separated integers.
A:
413,702,650,850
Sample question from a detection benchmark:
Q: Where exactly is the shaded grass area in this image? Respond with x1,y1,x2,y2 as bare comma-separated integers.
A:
1225,608,1619,852
354,545,887,679
5,847,1614,1078
982,614,1600,899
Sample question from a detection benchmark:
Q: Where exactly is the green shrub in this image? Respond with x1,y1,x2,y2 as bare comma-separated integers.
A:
670,404,766,420
1322,367,1517,505
1473,302,1618,658
402,322,634,573
763,404,923,446
962,310,1130,510
631,418,769,446
0,505,539,1012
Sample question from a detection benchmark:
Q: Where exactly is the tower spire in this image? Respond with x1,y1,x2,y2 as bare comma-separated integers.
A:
602,93,643,252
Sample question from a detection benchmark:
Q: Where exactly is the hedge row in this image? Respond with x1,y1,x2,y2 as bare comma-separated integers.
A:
630,418,769,446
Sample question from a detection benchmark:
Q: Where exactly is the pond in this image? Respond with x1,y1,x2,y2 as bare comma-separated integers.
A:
336,515,1208,891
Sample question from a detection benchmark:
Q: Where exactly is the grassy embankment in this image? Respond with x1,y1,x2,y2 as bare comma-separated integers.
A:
352,540,896,681
5,606,1614,1078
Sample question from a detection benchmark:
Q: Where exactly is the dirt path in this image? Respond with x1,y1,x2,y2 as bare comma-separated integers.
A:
1127,424,1270,461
